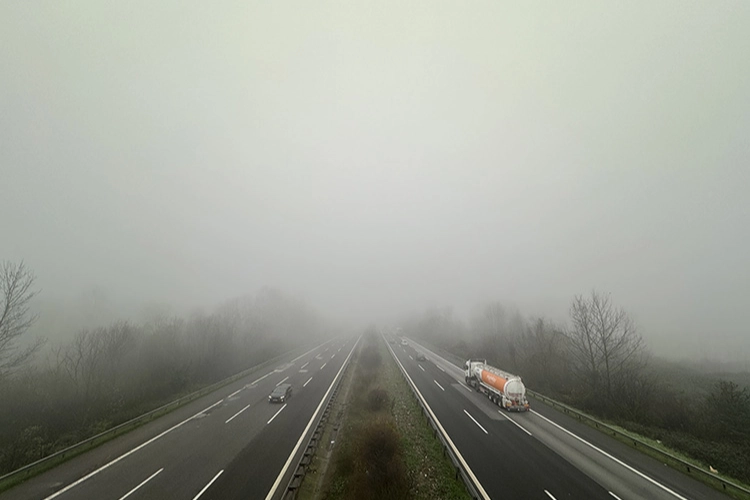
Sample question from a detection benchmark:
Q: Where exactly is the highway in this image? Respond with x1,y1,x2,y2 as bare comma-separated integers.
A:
2,337,358,500
389,338,729,500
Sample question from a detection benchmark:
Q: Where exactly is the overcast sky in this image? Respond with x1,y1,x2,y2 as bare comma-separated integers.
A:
2,1,749,360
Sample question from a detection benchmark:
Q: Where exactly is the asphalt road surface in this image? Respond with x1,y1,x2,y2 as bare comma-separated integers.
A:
389,338,729,500
3,337,359,500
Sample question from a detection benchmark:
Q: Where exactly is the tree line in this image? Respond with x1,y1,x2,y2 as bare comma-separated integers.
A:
403,292,750,484
0,261,330,475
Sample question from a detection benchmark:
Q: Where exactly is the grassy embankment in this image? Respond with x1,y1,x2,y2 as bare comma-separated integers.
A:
298,333,471,500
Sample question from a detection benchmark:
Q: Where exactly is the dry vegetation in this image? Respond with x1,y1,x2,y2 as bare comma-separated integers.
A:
0,262,328,477
300,330,470,500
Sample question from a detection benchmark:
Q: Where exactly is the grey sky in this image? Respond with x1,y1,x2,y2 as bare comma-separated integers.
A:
2,2,749,360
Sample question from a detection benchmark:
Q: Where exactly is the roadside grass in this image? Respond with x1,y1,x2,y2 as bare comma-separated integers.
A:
298,334,470,500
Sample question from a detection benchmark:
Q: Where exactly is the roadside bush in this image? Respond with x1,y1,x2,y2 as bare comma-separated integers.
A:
359,346,382,373
352,419,408,500
366,388,389,412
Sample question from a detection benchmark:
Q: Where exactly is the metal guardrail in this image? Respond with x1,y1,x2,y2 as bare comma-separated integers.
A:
411,337,750,500
384,338,484,500
528,390,750,499
0,347,305,489
281,343,357,499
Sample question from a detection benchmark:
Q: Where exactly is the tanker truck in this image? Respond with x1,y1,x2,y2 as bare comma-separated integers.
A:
464,359,530,412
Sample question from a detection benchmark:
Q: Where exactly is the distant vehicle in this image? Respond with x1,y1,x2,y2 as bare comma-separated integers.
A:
269,383,292,403
401,339,408,346
416,352,426,361
464,359,529,412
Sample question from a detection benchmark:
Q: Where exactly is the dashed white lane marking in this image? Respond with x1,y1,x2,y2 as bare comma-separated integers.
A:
331,353,335,359
544,490,557,500
462,385,473,393
251,372,274,385
531,410,689,500
300,362,309,369
320,362,327,369
43,398,224,500
276,376,289,386
225,404,251,424
463,409,488,435
227,388,243,398
409,355,413,360
267,403,288,424
419,365,425,371
118,468,163,500
609,492,624,500
438,365,445,372
497,410,532,436
192,470,224,500
264,336,361,500
303,377,313,387
434,380,445,391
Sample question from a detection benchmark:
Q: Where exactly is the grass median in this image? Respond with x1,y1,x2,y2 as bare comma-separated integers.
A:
298,332,471,500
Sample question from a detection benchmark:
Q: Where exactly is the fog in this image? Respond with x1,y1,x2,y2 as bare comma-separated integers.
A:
2,2,749,362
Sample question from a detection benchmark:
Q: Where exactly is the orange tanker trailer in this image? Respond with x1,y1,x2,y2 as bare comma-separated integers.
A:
464,359,530,411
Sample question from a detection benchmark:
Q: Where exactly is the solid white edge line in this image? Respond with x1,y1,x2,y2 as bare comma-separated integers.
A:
530,410,690,500
264,336,361,500
276,376,289,386
320,362,327,369
43,398,224,500
267,403,287,424
225,404,251,424
434,380,445,391
117,468,163,500
544,490,557,499
609,491,624,500
303,377,313,387
463,409,489,435
192,470,224,500
385,341,490,500
497,410,532,436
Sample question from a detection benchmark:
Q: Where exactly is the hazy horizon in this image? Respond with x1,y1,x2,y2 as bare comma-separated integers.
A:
2,2,749,363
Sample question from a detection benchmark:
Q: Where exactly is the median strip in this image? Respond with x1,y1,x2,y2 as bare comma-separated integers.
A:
297,333,473,499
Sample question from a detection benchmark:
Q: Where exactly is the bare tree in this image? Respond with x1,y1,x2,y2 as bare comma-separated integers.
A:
566,291,645,403
0,261,44,378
